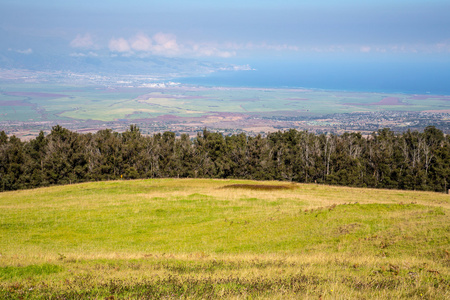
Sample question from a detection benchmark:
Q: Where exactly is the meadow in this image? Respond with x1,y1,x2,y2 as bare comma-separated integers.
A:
0,178,449,299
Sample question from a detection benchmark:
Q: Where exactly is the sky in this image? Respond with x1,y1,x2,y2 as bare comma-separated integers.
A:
1,0,450,91
2,0,449,57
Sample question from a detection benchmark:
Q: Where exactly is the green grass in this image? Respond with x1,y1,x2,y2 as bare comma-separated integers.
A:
0,179,449,299
0,264,63,280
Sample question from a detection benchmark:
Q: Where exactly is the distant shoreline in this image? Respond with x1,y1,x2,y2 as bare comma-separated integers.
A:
177,78,450,97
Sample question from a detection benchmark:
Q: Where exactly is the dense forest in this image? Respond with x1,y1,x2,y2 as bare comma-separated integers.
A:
1,125,449,193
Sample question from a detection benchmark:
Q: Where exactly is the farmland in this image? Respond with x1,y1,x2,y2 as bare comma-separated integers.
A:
1,83,449,139
0,179,449,298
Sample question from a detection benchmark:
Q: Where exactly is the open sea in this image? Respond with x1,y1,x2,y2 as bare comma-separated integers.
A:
178,59,450,95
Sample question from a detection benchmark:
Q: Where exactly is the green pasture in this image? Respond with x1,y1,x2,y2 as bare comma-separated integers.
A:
0,106,38,121
0,179,449,299
1,83,450,122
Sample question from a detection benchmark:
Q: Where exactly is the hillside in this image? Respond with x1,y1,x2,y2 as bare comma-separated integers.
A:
0,179,449,299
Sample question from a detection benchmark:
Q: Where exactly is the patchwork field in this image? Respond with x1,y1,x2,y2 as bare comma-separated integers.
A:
1,84,450,122
0,179,449,299
2,83,449,139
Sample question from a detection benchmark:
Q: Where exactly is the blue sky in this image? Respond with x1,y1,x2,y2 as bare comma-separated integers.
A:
2,0,449,58
1,0,450,94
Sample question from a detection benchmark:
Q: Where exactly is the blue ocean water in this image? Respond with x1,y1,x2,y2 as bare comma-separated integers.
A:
179,59,450,95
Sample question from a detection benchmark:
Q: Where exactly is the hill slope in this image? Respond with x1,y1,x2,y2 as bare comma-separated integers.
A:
1,179,449,299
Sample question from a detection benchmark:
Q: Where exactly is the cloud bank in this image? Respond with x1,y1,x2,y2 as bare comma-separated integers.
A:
69,31,450,60
105,33,236,58
107,33,179,55
109,37,131,53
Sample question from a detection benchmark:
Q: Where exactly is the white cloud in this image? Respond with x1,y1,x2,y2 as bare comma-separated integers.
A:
232,64,254,71
151,33,180,55
109,32,181,56
225,42,299,52
360,46,371,53
9,48,33,54
16,48,33,55
70,34,95,49
106,32,299,58
130,33,153,51
106,34,450,58
219,64,255,71
428,43,449,52
69,51,99,57
109,37,131,52
70,53,86,57
109,33,179,55
263,44,299,51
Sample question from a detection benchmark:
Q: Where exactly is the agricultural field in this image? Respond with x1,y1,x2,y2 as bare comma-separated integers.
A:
0,179,449,299
1,83,450,139
1,83,450,122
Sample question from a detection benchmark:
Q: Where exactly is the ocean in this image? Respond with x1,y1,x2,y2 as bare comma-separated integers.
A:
178,59,450,95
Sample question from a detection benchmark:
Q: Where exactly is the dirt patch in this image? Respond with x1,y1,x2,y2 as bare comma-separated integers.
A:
0,100,34,106
157,114,180,121
335,223,363,235
221,184,297,190
374,97,405,105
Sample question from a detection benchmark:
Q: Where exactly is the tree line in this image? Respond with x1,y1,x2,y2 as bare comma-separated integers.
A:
1,125,449,193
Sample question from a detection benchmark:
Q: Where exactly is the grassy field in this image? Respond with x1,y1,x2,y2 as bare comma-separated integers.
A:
0,179,449,299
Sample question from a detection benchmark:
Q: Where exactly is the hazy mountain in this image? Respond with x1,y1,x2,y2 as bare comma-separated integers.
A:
0,49,228,78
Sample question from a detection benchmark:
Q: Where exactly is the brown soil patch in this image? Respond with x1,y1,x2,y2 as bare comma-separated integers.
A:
374,97,404,105
221,184,297,190
157,114,180,121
